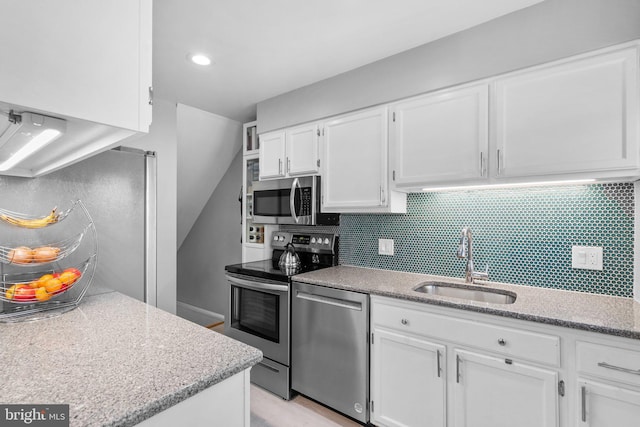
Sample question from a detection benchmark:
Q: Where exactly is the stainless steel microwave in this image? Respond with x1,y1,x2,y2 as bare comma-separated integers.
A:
252,176,339,225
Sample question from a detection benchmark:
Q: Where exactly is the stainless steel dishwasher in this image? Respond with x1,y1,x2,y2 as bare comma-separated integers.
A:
291,281,369,423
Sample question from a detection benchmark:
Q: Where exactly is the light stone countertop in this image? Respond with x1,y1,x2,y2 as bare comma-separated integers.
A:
0,290,262,427
293,265,640,340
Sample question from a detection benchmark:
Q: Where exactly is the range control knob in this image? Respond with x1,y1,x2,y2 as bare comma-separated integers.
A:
324,238,330,245
278,236,285,242
273,235,279,241
311,237,317,244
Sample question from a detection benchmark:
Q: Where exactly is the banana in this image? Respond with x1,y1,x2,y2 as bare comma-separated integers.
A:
0,208,59,229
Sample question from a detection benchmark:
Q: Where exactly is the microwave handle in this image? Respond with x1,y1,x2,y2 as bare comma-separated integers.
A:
290,177,300,224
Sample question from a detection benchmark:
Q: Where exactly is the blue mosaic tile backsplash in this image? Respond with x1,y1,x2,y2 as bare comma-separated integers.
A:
338,183,634,297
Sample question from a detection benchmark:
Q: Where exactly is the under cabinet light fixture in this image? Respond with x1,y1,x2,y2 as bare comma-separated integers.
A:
0,111,66,172
421,179,597,192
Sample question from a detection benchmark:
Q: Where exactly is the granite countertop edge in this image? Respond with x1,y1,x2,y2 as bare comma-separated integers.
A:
111,352,262,427
292,265,640,341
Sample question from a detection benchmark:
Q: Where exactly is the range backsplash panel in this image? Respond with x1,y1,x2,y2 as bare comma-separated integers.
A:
338,183,634,297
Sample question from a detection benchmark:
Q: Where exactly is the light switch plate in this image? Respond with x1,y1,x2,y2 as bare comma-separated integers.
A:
378,238,394,256
571,246,603,270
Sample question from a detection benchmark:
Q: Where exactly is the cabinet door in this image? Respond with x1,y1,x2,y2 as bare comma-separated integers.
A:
578,380,640,427
258,131,286,180
390,84,489,188
322,107,388,211
286,123,319,176
453,349,558,427
371,328,446,427
494,46,639,179
0,0,152,132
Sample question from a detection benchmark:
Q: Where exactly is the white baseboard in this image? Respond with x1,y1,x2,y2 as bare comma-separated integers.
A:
176,301,224,326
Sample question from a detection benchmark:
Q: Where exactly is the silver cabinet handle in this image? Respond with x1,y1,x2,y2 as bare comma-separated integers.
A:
278,158,282,175
497,149,502,175
597,362,640,376
401,318,408,325
287,157,291,174
436,349,442,378
456,354,461,383
480,152,485,177
581,385,587,422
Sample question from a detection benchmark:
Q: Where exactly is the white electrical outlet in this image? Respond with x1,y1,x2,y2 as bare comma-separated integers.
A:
571,246,603,271
378,239,394,256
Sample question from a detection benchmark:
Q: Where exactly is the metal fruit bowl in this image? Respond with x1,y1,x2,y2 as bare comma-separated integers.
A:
0,256,93,304
0,224,90,266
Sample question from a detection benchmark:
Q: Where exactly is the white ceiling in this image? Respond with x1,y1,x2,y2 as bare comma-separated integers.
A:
153,0,543,123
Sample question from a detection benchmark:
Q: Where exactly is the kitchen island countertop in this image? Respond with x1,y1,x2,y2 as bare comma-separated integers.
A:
293,265,640,340
0,290,262,427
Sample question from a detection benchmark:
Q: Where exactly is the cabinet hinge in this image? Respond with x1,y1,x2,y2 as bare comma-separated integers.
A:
148,86,154,105
371,333,374,345
392,170,396,181
317,159,320,167
317,128,320,137
371,400,374,413
392,112,396,122
558,380,565,397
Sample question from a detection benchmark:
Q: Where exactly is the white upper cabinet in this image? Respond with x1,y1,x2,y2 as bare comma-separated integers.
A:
390,84,489,188
321,106,406,213
494,45,639,180
259,131,286,179
0,0,152,132
0,0,152,177
286,123,320,176
259,124,319,180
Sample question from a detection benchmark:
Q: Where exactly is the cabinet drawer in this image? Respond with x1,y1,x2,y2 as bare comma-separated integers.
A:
373,300,560,366
577,341,640,387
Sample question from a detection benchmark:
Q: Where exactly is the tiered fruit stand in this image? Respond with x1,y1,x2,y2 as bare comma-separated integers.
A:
0,200,97,322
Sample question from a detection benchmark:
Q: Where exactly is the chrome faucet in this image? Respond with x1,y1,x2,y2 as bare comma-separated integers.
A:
456,227,489,283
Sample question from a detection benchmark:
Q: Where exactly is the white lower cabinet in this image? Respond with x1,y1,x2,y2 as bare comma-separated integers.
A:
370,328,446,427
577,379,640,427
370,295,640,427
370,296,562,427
453,349,558,427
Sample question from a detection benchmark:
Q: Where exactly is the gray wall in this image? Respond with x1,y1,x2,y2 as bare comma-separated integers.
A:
177,151,242,318
257,0,640,132
176,104,242,249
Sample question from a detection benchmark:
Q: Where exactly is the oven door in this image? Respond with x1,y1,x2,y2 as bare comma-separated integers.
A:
225,273,290,365
253,176,315,225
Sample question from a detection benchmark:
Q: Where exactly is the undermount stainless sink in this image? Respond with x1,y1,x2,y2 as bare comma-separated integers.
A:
414,281,517,304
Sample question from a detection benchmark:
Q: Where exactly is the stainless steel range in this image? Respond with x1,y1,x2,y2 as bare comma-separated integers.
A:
224,231,338,400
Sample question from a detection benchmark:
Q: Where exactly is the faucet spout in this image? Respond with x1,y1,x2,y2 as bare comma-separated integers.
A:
457,227,488,284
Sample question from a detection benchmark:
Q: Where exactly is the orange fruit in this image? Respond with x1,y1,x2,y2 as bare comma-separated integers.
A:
35,287,51,302
58,271,77,286
44,278,62,293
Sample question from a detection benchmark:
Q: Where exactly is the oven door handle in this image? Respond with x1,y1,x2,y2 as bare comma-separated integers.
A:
290,177,300,224
295,290,362,311
226,274,289,293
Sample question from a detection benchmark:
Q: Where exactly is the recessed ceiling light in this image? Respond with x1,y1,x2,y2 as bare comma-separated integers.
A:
188,53,212,66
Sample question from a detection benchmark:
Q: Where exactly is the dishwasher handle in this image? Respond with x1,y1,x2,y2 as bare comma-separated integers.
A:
295,290,362,311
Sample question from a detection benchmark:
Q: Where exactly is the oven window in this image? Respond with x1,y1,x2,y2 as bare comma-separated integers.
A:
253,189,291,216
230,286,280,343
